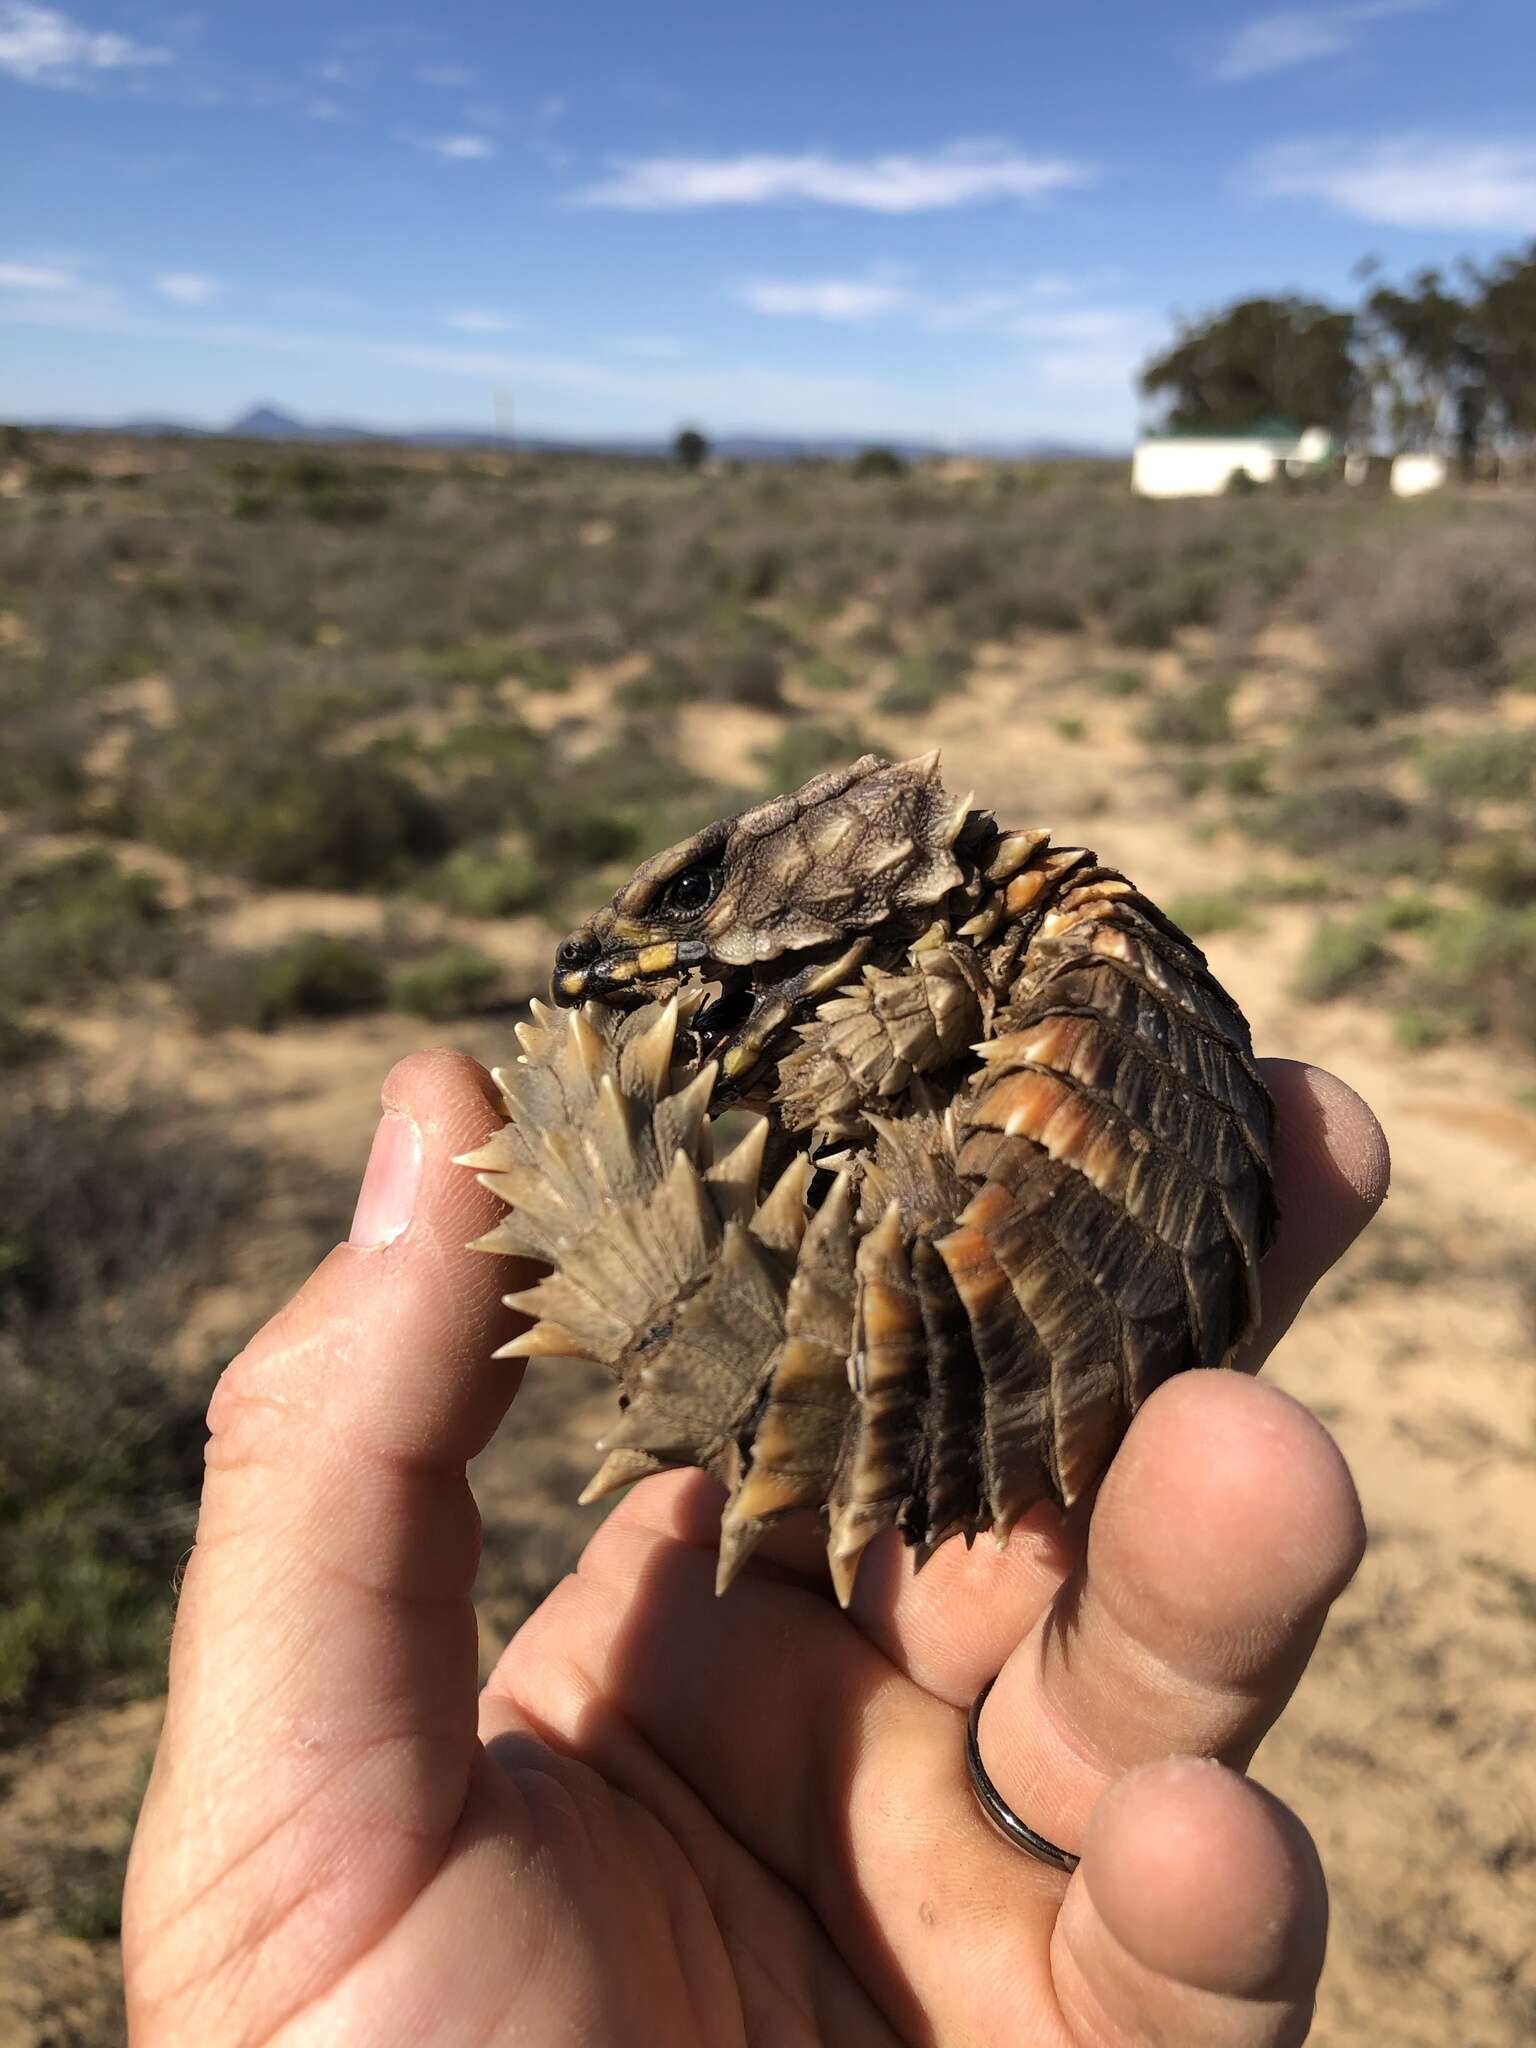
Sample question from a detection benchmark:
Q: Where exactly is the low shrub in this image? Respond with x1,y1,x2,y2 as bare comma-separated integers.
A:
420,843,543,918
124,725,452,889
391,944,502,1019
1138,676,1234,749
801,655,855,694
182,934,387,1032
1293,918,1391,1002
1454,830,1536,907
0,1093,261,1728
0,849,176,1008
1163,892,1260,937
876,648,969,716
1420,729,1536,804
755,721,874,792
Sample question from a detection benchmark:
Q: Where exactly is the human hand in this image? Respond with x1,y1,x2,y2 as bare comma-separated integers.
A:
124,1048,1388,2046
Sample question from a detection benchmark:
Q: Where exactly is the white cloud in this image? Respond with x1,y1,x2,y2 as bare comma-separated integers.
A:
1212,1,1434,84
1012,308,1133,342
577,141,1092,213
737,276,912,321
1253,135,1536,230
0,3,167,87
734,273,1147,350
441,308,527,334
421,132,497,160
0,259,79,289
155,271,219,307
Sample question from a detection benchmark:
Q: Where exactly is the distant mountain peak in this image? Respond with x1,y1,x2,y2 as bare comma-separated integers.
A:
229,404,305,438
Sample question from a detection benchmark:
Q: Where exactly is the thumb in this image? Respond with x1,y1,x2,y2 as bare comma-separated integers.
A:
126,1049,529,2033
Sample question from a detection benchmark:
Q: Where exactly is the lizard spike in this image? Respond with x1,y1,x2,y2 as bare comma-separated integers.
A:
578,1447,671,1504
565,1005,607,1083
750,1154,815,1256
624,995,680,1100
494,1320,586,1360
943,789,976,845
706,1115,770,1217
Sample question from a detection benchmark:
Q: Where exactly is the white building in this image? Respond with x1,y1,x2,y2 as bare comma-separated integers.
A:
1132,420,1333,498
1389,452,1448,498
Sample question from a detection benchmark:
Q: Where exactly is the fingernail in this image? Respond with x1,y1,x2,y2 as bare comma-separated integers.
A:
349,1111,422,1247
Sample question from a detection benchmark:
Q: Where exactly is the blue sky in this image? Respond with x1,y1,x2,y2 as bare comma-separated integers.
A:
3,0,1534,444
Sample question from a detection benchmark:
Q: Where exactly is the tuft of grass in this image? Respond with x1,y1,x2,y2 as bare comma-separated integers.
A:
1454,830,1536,908
801,655,855,694
122,723,453,890
616,655,704,714
876,648,969,716
182,934,387,1032
1095,666,1146,698
1421,903,1536,1046
1137,676,1234,750
1293,917,1391,1002
0,1008,53,1068
1164,891,1260,938
1219,750,1272,799
419,843,543,918
1238,781,1417,859
0,1093,262,1729
390,944,503,1019
1240,866,1332,904
0,849,176,1009
1392,1008,1458,1053
755,721,874,792
1420,729,1536,804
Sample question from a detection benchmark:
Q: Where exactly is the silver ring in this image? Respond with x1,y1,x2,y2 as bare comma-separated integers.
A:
965,1676,1080,1873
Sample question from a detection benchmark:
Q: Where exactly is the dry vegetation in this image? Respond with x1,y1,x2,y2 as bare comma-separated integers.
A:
1,427,1534,2044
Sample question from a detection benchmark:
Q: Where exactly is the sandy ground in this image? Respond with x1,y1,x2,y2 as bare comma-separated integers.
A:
3,638,1534,2045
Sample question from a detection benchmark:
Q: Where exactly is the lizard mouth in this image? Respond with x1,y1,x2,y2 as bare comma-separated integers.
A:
688,973,755,1060
551,936,875,1100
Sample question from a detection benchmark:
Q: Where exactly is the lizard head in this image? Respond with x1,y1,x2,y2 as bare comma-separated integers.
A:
549,752,974,1093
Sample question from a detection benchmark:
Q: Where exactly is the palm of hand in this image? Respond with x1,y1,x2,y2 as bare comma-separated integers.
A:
124,1050,1386,2047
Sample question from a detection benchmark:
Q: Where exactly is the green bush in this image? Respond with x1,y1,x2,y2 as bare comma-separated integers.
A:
1138,676,1234,749
0,849,176,1008
616,655,705,713
1455,830,1536,906
1293,918,1391,1002
755,721,873,792
801,655,855,694
1096,667,1146,698
29,461,94,492
182,934,387,1032
0,1093,260,1728
0,1008,52,1068
124,727,452,889
1239,782,1415,857
1164,892,1259,937
852,446,907,480
391,944,502,1019
1420,729,1536,803
876,648,969,716
420,843,543,918
1422,904,1536,1044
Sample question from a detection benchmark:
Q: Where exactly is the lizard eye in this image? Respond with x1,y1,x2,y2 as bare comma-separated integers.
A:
661,864,720,916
